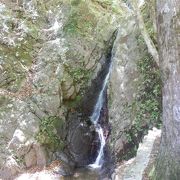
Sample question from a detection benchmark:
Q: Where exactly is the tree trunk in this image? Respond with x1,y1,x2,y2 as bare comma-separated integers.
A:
154,0,180,179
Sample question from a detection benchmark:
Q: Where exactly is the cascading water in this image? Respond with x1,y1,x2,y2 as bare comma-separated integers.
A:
89,64,111,169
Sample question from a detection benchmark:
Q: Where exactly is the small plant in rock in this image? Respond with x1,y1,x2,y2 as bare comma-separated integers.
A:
120,34,162,161
63,1,95,36
36,116,64,150
135,52,162,128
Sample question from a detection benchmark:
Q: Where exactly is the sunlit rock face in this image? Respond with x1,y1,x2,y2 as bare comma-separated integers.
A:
109,15,141,156
108,2,161,161
0,0,123,179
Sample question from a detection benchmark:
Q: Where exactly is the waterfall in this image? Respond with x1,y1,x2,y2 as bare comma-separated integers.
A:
89,64,111,168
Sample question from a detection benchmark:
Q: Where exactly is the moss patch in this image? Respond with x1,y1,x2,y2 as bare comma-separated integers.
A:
63,1,96,36
36,116,65,151
62,62,92,102
141,2,157,46
64,64,91,84
0,7,42,92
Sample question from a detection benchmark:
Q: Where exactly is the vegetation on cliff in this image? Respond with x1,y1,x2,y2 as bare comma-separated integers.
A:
0,0,179,179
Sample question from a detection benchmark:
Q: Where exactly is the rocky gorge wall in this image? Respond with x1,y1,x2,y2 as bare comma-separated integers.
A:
0,0,122,179
0,0,161,179
109,2,161,162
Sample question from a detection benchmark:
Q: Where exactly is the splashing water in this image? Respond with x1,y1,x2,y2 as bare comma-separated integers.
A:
89,126,106,168
89,64,111,168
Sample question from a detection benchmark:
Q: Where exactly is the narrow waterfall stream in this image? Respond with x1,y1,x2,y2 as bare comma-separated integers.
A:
89,64,112,169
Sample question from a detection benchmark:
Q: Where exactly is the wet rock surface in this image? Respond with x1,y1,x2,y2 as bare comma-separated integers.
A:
65,52,113,167
66,113,95,166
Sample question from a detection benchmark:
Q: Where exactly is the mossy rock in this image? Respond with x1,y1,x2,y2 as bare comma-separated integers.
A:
36,116,65,151
63,1,96,36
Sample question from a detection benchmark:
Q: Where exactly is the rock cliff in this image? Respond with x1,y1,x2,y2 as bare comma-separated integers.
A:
0,0,161,179
0,0,121,178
